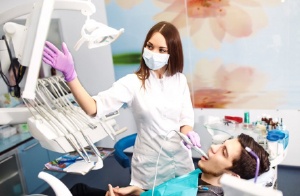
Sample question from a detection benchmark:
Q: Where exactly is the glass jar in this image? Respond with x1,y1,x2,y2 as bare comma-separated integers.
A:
266,134,279,160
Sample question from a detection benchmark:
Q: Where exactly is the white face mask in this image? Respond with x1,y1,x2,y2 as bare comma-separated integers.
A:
142,48,170,70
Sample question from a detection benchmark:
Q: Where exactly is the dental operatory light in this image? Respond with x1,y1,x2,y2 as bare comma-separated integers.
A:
0,0,124,100
74,18,124,51
72,0,124,50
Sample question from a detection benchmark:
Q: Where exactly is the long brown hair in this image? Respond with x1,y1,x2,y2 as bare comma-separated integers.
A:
229,133,270,179
135,21,184,88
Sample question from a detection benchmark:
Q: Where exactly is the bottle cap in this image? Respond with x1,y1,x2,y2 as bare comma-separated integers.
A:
267,130,285,141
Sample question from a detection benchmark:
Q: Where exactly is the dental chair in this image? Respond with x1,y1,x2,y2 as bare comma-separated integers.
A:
38,171,72,196
36,132,137,196
38,142,277,196
221,173,283,196
34,134,136,196
37,168,278,196
113,133,137,169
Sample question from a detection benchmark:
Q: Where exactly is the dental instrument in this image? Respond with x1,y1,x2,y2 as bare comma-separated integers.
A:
151,130,206,196
24,87,90,162
176,131,209,159
36,80,91,162
99,110,123,141
39,77,102,161
23,76,127,163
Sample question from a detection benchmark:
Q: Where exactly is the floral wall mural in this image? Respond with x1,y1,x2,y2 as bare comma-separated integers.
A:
105,0,298,109
152,0,281,51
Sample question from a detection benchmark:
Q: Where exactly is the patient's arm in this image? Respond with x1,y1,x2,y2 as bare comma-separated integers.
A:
105,184,144,196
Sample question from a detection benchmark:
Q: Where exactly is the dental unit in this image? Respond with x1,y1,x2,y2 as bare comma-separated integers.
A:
0,0,125,167
23,76,127,165
0,0,124,100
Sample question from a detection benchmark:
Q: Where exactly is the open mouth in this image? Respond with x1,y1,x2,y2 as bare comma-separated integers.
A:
201,155,209,161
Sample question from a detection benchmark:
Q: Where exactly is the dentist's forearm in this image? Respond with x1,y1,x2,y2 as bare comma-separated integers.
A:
67,78,97,116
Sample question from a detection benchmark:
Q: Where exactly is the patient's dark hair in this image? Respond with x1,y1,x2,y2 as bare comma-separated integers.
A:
229,133,270,179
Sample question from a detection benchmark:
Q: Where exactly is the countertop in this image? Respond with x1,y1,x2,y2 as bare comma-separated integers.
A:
0,132,32,155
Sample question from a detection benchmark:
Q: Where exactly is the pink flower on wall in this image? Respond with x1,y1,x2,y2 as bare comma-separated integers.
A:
186,59,284,108
153,0,282,50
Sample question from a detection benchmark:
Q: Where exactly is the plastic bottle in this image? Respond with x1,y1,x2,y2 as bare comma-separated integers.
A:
243,111,252,130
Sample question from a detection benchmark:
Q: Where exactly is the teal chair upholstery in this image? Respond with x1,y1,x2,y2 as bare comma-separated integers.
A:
114,133,137,168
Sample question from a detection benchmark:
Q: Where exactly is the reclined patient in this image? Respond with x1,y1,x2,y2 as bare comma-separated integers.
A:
71,133,270,196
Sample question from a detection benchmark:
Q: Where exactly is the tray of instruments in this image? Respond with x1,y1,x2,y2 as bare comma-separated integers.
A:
27,109,118,153
25,76,124,154
44,147,115,175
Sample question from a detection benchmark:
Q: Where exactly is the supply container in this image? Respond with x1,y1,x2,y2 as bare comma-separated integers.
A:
270,129,288,150
0,125,17,139
282,130,289,149
267,130,285,159
243,111,253,130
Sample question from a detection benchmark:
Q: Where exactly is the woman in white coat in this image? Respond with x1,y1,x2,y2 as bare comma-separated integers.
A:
43,21,201,191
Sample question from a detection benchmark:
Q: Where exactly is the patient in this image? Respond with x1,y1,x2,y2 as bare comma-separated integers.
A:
104,133,270,196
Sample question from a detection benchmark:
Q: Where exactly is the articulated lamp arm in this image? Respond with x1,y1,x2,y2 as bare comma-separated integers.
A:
0,0,96,25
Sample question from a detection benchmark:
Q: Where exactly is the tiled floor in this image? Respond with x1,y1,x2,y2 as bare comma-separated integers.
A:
277,165,300,196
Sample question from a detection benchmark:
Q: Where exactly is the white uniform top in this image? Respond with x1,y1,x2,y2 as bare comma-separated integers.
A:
93,70,195,189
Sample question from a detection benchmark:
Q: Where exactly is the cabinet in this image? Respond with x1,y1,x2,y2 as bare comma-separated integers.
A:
0,149,25,196
17,139,49,194
17,139,66,194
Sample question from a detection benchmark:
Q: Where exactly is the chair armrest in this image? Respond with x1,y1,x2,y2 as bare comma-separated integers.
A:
114,133,137,168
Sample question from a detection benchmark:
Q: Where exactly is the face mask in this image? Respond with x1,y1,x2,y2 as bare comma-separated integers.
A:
142,48,170,70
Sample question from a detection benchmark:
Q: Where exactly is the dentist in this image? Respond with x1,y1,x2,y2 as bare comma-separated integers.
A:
43,21,201,190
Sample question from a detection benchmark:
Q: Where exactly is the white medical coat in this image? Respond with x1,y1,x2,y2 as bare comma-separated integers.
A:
93,70,195,189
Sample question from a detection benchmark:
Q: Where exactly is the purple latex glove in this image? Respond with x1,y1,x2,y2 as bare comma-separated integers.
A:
43,41,77,82
184,131,201,149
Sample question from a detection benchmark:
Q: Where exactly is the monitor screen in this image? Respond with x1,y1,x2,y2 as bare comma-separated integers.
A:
21,0,54,99
0,0,54,124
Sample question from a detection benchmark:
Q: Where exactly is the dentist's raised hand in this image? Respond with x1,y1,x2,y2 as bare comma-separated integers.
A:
43,41,77,82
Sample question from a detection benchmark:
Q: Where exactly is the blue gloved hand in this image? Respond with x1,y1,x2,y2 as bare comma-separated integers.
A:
43,41,77,82
184,131,201,149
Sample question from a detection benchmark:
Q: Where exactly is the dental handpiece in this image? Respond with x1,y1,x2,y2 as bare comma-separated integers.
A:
177,131,209,159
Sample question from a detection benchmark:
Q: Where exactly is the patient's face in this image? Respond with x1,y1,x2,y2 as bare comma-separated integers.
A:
198,138,243,176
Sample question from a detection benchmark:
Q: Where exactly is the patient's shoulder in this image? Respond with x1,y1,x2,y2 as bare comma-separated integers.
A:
198,175,224,196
